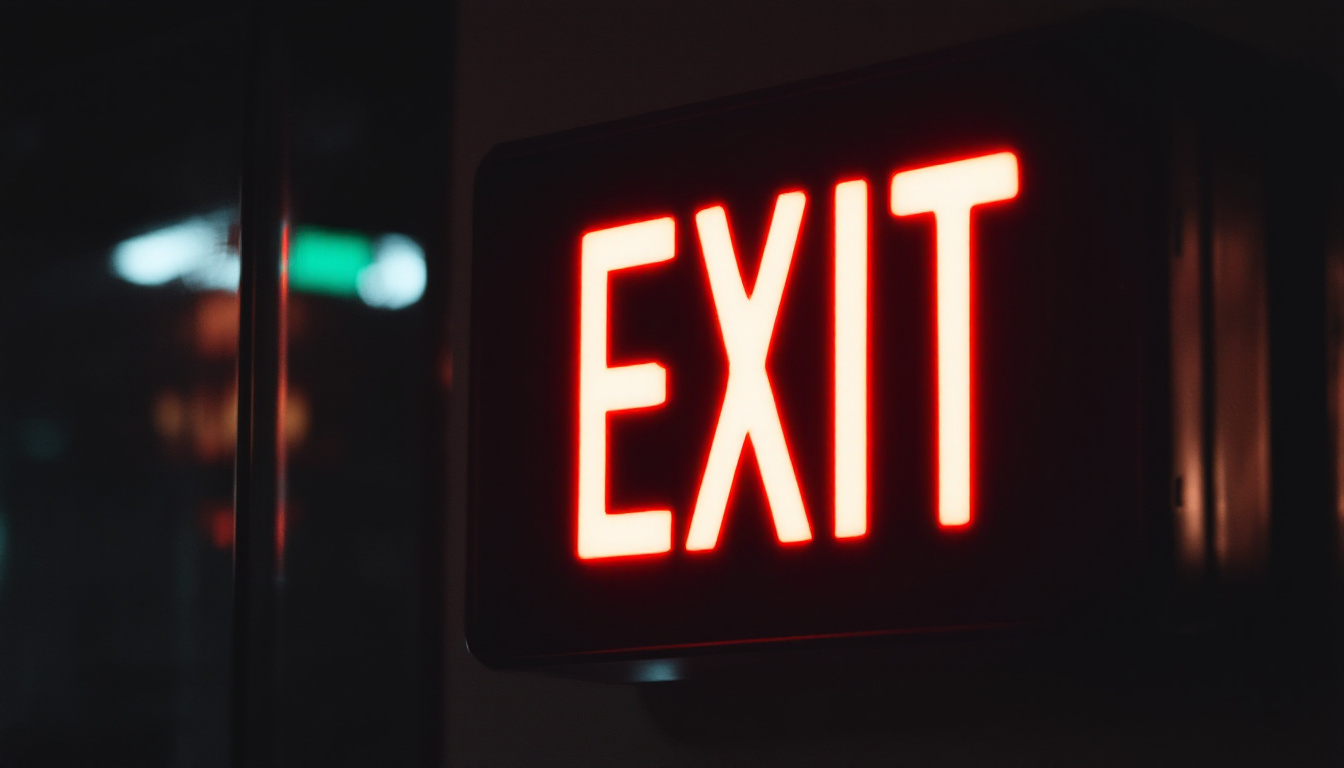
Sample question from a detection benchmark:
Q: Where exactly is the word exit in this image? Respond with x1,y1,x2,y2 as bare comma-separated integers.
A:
578,152,1019,559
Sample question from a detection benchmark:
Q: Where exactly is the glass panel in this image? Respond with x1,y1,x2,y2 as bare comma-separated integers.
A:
273,7,450,765
0,6,243,765
0,5,452,766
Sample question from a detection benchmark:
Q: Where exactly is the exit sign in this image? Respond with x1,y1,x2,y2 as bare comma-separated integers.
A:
571,149,1025,563
465,15,1337,670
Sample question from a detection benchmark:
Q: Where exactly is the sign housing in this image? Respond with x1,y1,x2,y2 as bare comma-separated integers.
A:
466,13,1340,672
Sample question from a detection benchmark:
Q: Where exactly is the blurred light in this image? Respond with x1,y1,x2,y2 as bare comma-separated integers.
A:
276,504,288,563
184,250,242,291
358,234,427,309
112,215,423,309
631,660,681,683
183,386,237,463
289,226,373,297
194,293,240,358
154,391,185,448
284,388,310,448
201,502,234,551
112,213,237,289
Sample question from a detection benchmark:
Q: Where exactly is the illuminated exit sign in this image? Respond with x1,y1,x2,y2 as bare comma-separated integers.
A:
574,152,1020,560
466,15,1334,670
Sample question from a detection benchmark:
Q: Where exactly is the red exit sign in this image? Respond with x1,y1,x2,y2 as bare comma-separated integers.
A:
469,26,1153,669
466,14,1337,672
578,153,1019,559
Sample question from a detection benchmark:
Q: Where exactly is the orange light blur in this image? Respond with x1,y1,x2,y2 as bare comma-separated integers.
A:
202,502,234,551
284,388,310,448
194,293,240,358
278,220,291,574
834,180,868,538
686,193,812,551
577,218,676,560
892,152,1019,528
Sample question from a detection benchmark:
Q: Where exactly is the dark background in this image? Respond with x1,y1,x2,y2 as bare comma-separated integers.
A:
0,1,1338,767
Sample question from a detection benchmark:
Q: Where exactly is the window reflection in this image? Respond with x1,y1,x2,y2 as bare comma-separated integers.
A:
0,4,449,766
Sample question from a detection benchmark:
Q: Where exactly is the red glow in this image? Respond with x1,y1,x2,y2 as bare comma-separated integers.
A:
206,504,234,550
577,218,676,559
686,193,812,551
834,180,868,538
891,152,1019,528
276,503,288,558
278,221,290,573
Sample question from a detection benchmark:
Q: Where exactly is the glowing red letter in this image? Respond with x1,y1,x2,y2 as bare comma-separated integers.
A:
891,152,1018,528
578,218,675,559
686,192,812,551
834,180,868,538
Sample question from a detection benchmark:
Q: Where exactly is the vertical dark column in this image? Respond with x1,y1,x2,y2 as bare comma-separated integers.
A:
233,4,289,767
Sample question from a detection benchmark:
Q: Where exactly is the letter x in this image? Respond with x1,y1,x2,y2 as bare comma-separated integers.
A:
686,192,812,551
